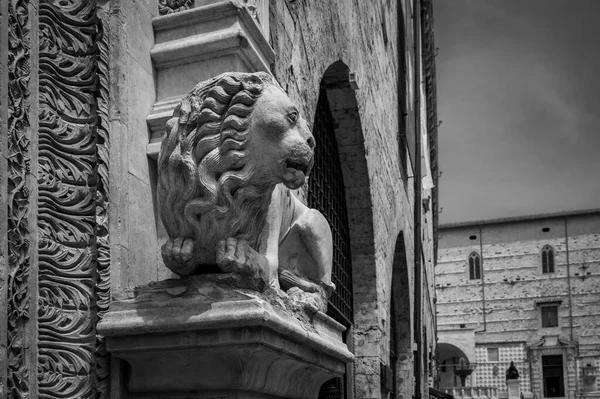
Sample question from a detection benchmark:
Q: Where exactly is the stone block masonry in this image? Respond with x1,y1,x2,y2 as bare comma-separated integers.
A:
437,210,600,398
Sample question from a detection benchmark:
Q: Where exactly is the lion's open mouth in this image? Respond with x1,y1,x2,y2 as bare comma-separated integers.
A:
285,159,310,175
282,158,312,189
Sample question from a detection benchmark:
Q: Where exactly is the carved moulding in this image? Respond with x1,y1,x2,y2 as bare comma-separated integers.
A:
6,0,32,396
94,4,112,398
37,0,100,397
146,0,275,156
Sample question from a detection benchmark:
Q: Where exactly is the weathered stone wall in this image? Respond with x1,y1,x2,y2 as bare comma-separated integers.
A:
268,1,438,398
105,0,170,293
436,211,600,396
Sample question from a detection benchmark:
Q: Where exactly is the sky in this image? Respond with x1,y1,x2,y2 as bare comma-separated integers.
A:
434,0,600,224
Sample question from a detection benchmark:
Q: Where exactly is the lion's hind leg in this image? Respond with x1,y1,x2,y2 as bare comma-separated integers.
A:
278,204,335,297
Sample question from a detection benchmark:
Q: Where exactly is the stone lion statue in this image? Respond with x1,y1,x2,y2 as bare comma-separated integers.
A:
158,72,335,302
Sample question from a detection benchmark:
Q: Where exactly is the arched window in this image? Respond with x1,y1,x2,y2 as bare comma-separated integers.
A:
312,89,353,399
308,89,354,328
541,245,555,273
468,252,481,280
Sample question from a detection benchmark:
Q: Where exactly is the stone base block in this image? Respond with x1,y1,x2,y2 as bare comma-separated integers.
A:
507,379,520,399
98,274,353,398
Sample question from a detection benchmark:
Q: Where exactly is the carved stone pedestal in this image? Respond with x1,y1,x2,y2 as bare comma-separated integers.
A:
98,275,353,398
507,379,521,399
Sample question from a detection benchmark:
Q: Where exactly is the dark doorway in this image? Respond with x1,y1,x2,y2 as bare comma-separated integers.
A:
312,86,353,399
542,355,565,397
308,88,353,328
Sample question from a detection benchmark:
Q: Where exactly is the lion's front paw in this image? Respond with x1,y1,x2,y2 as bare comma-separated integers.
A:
216,238,257,276
161,237,198,276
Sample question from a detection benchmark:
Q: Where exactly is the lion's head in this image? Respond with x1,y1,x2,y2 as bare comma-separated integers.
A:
158,72,315,264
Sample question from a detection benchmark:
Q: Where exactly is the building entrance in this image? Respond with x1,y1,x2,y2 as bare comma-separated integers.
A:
542,355,565,397
312,88,353,399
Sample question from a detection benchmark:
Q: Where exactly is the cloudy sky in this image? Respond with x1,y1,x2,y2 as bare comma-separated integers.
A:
434,0,600,224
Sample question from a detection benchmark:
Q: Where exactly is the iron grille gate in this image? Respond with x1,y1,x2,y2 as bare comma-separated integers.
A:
309,90,353,399
307,90,354,328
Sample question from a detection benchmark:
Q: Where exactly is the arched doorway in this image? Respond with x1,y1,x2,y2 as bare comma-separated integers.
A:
312,76,354,399
314,61,375,399
437,343,472,389
308,88,354,329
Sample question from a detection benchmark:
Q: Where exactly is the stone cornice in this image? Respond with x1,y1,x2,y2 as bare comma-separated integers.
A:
146,1,275,159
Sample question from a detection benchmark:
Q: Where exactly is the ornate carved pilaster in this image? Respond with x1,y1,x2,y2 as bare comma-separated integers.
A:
6,0,35,396
95,3,112,397
37,0,99,397
0,0,7,392
2,1,109,397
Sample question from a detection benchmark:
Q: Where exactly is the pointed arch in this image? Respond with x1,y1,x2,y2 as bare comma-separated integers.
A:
319,60,376,329
468,252,481,280
541,244,555,274
392,232,414,399
308,83,354,327
313,60,376,399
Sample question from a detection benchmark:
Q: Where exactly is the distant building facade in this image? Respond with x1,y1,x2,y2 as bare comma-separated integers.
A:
436,210,600,399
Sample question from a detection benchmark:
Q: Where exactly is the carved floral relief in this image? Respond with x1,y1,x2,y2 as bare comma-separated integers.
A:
94,5,111,398
7,0,32,396
37,0,100,397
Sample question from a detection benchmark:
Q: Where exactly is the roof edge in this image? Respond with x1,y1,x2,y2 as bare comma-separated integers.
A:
440,208,600,230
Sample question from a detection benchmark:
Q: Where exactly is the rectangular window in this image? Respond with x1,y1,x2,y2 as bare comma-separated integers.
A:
541,305,559,328
487,347,499,362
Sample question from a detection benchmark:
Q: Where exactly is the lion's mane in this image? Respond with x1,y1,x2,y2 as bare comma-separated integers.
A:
158,72,279,264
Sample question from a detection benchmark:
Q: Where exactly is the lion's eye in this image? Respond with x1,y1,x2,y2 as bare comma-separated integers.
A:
287,111,299,124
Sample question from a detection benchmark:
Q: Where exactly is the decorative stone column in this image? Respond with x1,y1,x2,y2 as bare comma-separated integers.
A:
1,1,112,397
98,275,353,398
